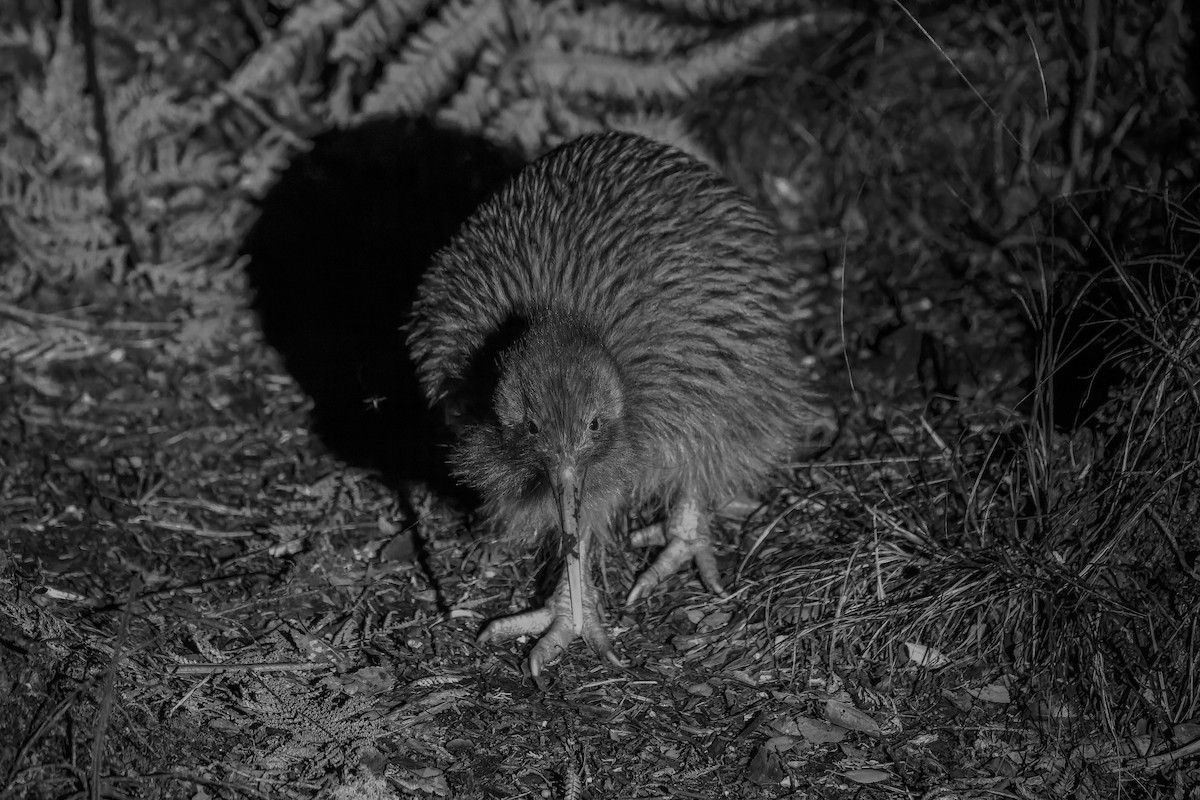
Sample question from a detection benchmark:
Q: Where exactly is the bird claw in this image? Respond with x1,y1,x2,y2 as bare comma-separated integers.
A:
629,521,667,549
476,607,554,645
527,614,625,676
477,572,624,676
626,536,728,605
626,497,728,606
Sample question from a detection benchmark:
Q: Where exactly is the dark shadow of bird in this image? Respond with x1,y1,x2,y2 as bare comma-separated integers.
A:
242,117,521,491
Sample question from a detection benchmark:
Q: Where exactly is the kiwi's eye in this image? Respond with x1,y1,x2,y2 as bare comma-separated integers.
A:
588,417,600,432
526,420,540,435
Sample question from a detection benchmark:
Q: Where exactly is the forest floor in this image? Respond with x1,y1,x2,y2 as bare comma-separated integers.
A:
2,2,1199,799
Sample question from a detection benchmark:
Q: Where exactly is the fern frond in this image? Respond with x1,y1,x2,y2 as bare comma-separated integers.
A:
635,0,808,23
17,28,90,158
10,216,125,281
330,0,435,68
51,217,120,252
238,673,399,779
435,71,502,133
165,202,250,257
433,19,516,133
549,4,712,57
109,75,162,127
2,170,106,222
126,138,232,193
358,0,507,119
328,0,439,122
526,16,800,102
2,6,257,295
227,0,370,97
0,321,105,365
482,96,552,156
3,171,122,282
112,78,206,156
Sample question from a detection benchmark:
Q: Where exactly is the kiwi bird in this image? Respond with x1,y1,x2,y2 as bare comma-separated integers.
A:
407,131,810,675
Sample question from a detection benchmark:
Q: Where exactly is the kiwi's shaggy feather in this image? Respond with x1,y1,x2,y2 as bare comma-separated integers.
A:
407,131,811,543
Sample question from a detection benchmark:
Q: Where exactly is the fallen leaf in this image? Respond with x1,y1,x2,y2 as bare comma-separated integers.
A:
268,538,304,557
794,717,847,744
966,682,1011,704
940,688,972,713
747,745,784,786
1026,697,1077,720
697,610,732,631
825,700,881,736
732,670,758,686
1173,722,1200,743
904,641,951,669
765,735,796,753
842,768,891,784
839,743,868,760
381,527,416,560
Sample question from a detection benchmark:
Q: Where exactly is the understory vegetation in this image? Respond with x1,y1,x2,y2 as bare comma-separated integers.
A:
1,0,1197,798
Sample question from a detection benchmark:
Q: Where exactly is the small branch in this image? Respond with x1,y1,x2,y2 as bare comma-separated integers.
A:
173,661,332,676
1142,735,1200,771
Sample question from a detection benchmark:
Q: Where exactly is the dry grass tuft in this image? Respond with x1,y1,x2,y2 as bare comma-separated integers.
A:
738,178,1199,774
697,0,1200,779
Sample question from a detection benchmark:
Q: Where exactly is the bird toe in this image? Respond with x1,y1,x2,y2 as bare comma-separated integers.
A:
528,617,576,676
624,570,663,607
627,534,729,605
581,616,623,668
693,544,728,598
629,521,667,549
476,606,555,645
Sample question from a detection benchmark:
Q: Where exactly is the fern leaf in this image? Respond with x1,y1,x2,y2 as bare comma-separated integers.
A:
358,0,506,119
10,210,125,281
635,0,809,23
237,674,398,779
330,0,435,68
433,26,513,132
112,78,207,157
227,0,370,97
126,139,231,194
328,0,442,124
549,4,712,57
165,203,249,258
482,96,552,157
526,17,801,102
17,26,91,159
435,69,501,133
56,217,120,252
0,322,104,365
38,184,107,225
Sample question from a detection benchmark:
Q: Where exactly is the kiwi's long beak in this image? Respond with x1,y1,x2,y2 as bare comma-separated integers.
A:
553,463,585,636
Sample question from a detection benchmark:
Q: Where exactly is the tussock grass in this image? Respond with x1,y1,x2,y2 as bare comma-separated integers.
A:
697,0,1200,781
739,195,1199,773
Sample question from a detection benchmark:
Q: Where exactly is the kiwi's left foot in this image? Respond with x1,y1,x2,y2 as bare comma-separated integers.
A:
626,496,728,606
